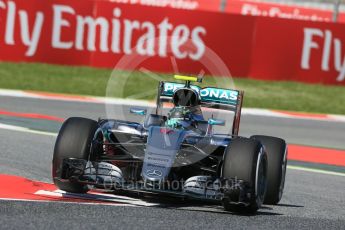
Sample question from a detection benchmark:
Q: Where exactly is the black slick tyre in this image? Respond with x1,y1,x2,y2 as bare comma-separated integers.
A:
250,135,287,205
52,117,98,193
222,138,267,213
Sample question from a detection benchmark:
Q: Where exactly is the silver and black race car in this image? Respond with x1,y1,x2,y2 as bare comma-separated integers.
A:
52,75,288,213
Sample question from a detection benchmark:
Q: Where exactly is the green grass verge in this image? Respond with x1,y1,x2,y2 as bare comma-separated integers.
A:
0,62,344,115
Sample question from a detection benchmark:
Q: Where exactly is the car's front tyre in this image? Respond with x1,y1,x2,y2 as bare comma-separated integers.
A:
52,117,98,193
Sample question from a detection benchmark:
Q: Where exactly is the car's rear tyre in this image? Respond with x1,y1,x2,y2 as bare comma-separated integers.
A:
222,138,267,213
52,117,98,193
250,135,287,205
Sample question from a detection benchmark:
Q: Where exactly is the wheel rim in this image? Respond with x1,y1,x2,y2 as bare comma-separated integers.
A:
255,148,267,205
278,146,288,200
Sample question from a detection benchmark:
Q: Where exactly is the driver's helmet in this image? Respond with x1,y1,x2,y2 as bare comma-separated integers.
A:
166,107,193,129
166,88,201,129
168,106,193,120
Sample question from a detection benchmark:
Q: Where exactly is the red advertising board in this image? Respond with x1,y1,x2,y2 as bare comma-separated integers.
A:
251,17,345,84
0,0,345,85
91,0,255,77
100,0,221,11
104,0,345,23
227,0,345,23
0,0,255,77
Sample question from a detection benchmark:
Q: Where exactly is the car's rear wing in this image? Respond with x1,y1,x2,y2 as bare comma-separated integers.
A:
155,81,244,136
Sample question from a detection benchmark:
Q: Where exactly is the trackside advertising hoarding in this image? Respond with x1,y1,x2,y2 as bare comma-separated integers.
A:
108,0,345,23
0,0,345,85
226,0,345,23
103,0,222,12
250,18,345,85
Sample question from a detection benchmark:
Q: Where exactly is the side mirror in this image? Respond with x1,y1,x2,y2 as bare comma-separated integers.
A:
130,108,147,116
208,118,225,126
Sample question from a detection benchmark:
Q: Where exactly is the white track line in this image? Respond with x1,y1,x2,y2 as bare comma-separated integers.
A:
35,190,160,207
0,123,57,137
0,197,133,207
287,166,345,177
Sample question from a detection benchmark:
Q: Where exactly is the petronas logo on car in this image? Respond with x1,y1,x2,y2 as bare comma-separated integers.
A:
163,82,238,105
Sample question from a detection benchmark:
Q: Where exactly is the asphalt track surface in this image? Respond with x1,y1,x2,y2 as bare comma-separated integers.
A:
0,95,345,229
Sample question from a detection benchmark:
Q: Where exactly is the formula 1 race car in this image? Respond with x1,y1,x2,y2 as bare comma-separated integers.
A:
52,75,288,213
